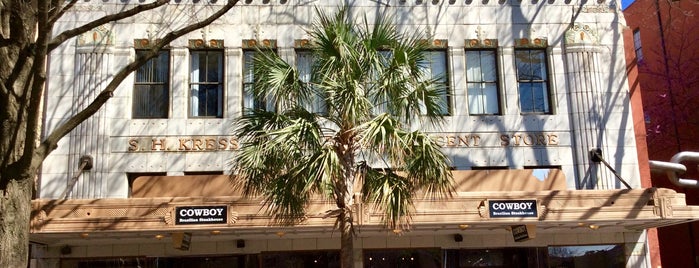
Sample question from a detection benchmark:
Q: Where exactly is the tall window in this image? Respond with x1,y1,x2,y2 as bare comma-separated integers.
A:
296,50,326,114
515,49,551,114
243,50,276,113
633,29,643,62
466,50,500,115
419,50,451,115
371,50,393,115
190,50,223,117
133,50,169,118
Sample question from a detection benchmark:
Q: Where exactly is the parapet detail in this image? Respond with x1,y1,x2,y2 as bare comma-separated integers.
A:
68,0,618,10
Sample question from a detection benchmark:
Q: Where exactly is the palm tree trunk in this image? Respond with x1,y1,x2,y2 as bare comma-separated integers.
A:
339,206,354,268
337,133,357,267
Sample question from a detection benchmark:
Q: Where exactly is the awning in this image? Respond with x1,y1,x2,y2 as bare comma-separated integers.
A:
30,188,699,246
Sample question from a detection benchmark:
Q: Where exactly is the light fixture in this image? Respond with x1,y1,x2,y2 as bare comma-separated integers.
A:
588,224,600,230
60,245,72,255
392,229,402,235
210,230,221,235
80,233,89,239
155,234,165,240
276,231,286,237
458,224,470,230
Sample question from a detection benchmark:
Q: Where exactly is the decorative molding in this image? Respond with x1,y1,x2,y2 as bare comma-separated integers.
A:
420,39,448,48
242,39,277,49
230,211,239,224
77,25,114,47
582,4,615,13
538,205,548,220
465,39,498,48
564,24,600,46
515,38,548,48
188,39,224,49
133,39,159,49
478,200,487,218
165,208,174,225
72,5,104,11
294,39,312,48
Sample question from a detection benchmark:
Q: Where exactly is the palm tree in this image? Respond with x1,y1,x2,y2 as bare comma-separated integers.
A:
231,7,454,267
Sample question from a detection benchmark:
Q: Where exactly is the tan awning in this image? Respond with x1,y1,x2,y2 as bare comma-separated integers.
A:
30,188,699,245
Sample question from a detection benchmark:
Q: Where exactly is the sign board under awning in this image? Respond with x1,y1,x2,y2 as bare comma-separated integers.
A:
175,205,228,225
488,200,538,218
511,224,537,242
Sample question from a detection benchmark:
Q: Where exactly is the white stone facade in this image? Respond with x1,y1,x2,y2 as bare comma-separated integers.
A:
41,0,636,199
34,1,656,267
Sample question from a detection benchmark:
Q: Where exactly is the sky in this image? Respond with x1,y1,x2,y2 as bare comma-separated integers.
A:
621,0,635,10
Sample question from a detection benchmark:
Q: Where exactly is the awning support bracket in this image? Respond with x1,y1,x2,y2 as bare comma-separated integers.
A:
590,149,632,189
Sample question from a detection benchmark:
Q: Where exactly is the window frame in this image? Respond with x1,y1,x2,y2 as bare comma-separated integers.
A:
514,48,552,114
419,49,452,116
295,49,327,114
189,49,224,118
633,28,643,62
133,49,170,119
465,49,501,115
242,49,278,114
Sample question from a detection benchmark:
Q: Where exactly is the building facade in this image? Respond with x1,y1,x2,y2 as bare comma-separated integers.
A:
624,0,699,267
31,0,699,267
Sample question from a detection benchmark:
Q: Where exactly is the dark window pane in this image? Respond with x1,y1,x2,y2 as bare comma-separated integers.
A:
466,50,500,115
192,84,222,117
133,50,169,118
515,49,550,114
481,51,497,82
515,50,531,80
528,50,546,80
296,50,327,114
365,249,442,268
548,245,625,268
531,82,548,112
207,52,222,82
261,251,339,268
445,248,547,268
419,50,450,115
243,50,262,113
190,50,223,117
519,82,534,112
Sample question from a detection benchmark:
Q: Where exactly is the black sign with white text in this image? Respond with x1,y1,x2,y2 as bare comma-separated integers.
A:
175,206,228,225
488,200,538,218
511,225,531,242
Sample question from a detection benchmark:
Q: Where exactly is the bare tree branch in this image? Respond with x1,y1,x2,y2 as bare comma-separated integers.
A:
22,1,50,169
47,0,169,52
48,0,76,26
34,0,239,168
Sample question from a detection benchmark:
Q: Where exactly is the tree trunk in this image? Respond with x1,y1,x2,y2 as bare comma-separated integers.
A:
0,177,33,268
339,207,354,268
337,135,358,268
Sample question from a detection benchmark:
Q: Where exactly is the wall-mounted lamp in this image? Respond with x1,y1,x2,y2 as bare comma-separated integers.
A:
60,245,72,255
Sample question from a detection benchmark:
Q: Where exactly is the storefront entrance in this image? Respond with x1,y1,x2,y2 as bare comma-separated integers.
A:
58,244,625,268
